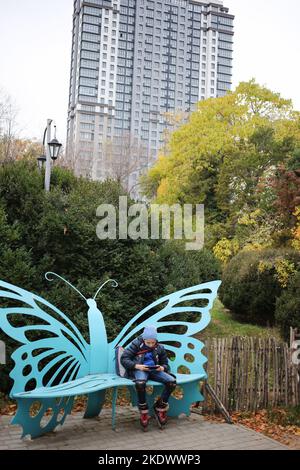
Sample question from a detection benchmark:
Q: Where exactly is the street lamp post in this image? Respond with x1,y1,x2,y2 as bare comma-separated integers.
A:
38,119,62,192
45,119,52,192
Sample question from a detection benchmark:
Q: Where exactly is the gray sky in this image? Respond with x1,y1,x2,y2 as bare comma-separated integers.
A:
0,0,299,145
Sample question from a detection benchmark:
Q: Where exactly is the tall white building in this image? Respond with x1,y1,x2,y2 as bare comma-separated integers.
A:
66,0,234,189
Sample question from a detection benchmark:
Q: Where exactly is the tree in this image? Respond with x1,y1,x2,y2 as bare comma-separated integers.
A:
0,91,43,165
101,133,149,194
272,149,300,223
142,80,300,204
0,90,19,162
141,80,300,252
217,127,294,213
275,271,300,340
219,248,300,325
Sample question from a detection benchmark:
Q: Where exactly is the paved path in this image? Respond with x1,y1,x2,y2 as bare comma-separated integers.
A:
0,407,288,450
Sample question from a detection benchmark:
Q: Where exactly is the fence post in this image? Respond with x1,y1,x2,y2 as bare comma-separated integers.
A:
205,336,299,412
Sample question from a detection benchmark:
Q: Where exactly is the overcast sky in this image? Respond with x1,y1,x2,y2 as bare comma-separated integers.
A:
0,0,299,144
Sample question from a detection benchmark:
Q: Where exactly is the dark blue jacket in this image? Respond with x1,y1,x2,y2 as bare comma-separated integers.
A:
121,336,171,379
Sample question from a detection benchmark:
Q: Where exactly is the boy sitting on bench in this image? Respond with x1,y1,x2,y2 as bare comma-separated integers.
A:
121,325,177,430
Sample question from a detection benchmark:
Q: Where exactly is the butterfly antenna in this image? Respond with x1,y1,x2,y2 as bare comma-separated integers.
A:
45,272,87,301
93,279,118,300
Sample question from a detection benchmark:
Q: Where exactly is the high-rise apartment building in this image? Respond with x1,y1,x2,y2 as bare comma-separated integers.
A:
66,0,234,190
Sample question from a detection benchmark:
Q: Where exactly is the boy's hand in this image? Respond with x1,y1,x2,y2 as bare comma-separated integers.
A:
157,366,164,372
135,364,150,371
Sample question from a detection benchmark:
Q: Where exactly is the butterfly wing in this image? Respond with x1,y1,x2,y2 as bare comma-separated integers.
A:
109,280,221,375
0,279,89,397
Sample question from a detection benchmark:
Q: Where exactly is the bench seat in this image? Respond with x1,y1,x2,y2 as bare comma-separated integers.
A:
11,373,206,436
13,373,206,400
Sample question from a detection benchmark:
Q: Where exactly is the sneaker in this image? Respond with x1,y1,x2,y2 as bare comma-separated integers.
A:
154,400,169,428
139,405,150,431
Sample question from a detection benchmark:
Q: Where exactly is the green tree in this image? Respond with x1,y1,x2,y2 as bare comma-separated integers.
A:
141,80,300,254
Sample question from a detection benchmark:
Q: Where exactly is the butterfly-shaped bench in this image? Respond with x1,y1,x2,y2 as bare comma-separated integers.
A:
0,273,221,439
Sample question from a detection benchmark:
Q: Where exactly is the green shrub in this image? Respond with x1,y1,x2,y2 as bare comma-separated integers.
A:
275,271,300,341
0,161,220,395
219,249,300,325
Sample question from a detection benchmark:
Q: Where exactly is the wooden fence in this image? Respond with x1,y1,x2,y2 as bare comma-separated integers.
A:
202,337,300,412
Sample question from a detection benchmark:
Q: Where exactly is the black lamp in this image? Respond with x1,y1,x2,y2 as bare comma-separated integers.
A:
37,154,47,170
48,126,62,161
48,139,62,161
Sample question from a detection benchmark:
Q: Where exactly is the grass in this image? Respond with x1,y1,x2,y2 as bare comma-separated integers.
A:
199,299,281,340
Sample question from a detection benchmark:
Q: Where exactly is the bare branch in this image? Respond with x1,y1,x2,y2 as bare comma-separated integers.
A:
0,90,19,162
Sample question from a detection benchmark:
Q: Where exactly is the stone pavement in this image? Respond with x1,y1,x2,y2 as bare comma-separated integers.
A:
0,407,288,450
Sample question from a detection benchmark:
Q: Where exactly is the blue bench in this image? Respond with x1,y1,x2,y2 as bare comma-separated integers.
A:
0,273,221,439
